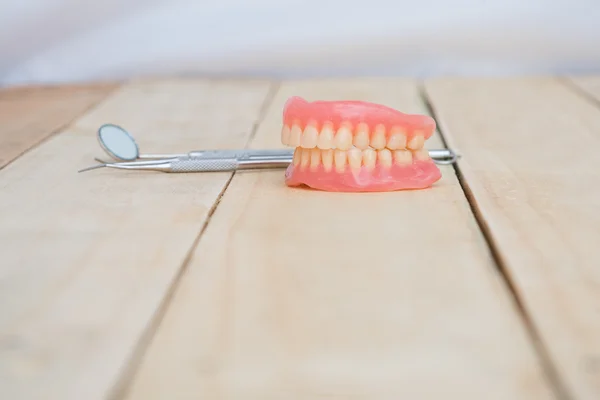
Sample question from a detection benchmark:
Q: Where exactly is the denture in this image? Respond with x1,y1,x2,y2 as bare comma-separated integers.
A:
281,96,442,192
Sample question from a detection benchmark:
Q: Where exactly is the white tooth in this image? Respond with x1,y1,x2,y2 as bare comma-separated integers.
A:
281,124,291,145
310,148,321,170
334,149,347,172
300,147,310,169
289,124,302,146
348,148,362,170
371,124,387,149
363,148,376,170
293,147,301,166
334,124,353,150
322,149,334,171
414,148,430,161
353,123,370,149
394,149,413,165
387,127,407,149
318,122,335,149
301,125,319,148
407,131,424,149
378,149,392,167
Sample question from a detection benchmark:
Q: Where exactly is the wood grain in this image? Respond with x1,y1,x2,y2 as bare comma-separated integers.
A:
424,76,600,400
0,83,118,169
0,78,273,400
123,78,556,400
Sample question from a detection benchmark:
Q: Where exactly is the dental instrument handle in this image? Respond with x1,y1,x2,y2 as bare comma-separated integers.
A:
187,148,459,165
137,148,294,160
169,156,291,173
188,149,293,158
169,157,239,172
169,149,459,172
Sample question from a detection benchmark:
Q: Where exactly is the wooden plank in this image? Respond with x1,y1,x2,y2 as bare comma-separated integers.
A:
0,83,118,169
122,78,556,400
424,76,600,400
0,78,273,399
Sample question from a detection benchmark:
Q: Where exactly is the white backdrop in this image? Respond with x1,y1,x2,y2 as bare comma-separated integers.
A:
1,0,599,86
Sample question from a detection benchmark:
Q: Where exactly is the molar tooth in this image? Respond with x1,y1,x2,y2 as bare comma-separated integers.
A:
293,147,301,166
322,149,334,172
289,124,302,146
301,124,319,148
310,148,321,170
353,123,370,149
334,124,353,150
300,147,310,169
378,149,392,167
281,124,291,145
414,148,430,161
334,149,347,172
362,148,376,171
371,124,387,149
348,148,362,170
317,122,335,149
387,127,407,149
394,149,413,165
407,131,424,150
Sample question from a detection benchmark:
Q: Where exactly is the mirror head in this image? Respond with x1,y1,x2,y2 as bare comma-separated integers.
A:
97,124,139,161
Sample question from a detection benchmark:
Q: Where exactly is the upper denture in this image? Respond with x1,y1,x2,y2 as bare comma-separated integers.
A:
282,96,436,148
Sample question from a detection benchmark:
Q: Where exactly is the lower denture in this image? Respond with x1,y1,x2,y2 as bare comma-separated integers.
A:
281,96,441,192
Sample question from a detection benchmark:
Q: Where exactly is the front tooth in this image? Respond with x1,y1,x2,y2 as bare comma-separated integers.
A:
293,147,301,166
348,148,362,170
378,149,392,167
301,124,319,148
394,149,413,165
281,124,291,145
334,124,353,150
318,122,335,149
334,149,347,172
414,148,430,161
371,124,387,149
407,131,424,149
353,123,370,149
363,148,376,171
300,147,310,169
322,149,334,171
310,148,321,170
387,127,407,149
289,124,302,146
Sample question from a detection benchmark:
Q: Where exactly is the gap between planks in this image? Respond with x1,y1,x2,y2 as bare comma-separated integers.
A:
107,81,281,400
423,75,600,400
0,82,120,170
419,81,572,400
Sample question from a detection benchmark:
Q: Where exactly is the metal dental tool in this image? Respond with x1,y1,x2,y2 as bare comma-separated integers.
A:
79,149,460,173
97,123,292,162
78,154,292,173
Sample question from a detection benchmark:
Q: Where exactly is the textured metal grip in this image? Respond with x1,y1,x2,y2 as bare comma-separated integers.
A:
170,157,239,172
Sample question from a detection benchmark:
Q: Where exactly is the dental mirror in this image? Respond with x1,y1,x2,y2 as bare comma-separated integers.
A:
97,124,140,161
94,123,294,162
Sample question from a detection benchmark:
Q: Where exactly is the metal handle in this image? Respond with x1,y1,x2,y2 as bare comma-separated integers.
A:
188,149,293,159
169,157,239,172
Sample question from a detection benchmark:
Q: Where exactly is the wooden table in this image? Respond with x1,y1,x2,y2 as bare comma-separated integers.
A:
1,76,599,400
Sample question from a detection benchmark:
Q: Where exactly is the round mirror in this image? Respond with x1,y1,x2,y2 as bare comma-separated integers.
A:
97,124,139,161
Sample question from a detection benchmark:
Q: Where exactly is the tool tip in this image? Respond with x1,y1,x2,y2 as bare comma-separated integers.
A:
78,163,106,173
